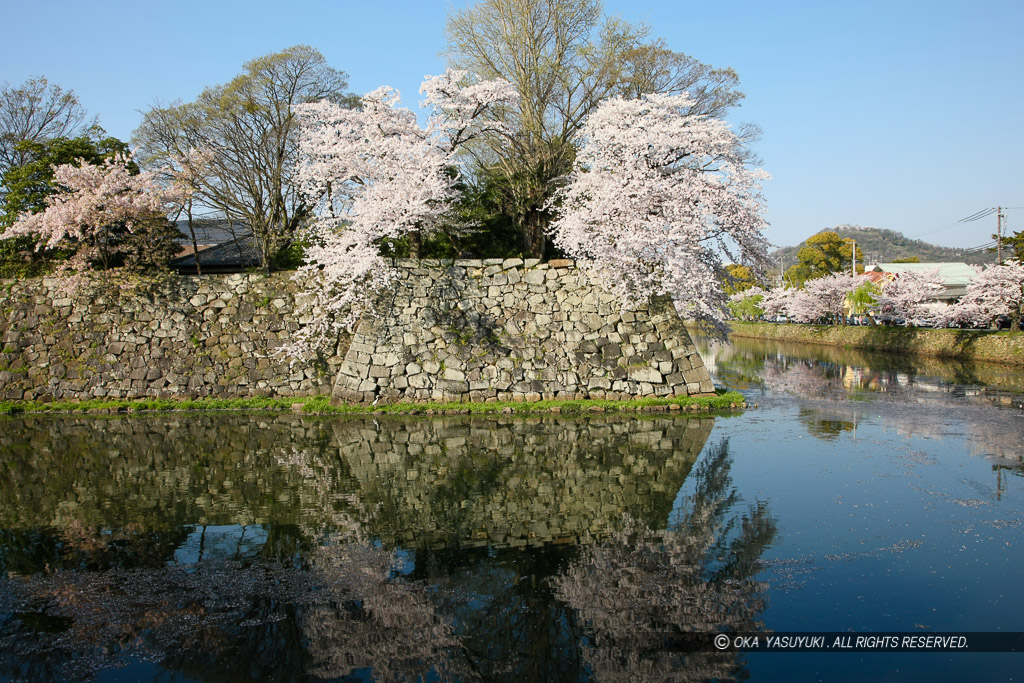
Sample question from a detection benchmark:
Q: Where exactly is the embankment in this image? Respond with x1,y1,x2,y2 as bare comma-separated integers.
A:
0,259,715,403
729,322,1024,366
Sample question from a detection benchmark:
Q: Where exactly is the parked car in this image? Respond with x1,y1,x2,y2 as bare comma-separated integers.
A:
994,316,1024,331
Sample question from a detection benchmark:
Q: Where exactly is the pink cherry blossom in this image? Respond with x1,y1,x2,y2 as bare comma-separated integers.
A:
872,268,945,325
547,93,769,336
948,260,1024,328
2,153,181,289
289,70,517,352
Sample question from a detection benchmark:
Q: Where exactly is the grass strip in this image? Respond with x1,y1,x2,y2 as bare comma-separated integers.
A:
0,390,747,417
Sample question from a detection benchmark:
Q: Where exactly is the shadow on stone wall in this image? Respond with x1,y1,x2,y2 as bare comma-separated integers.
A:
0,273,346,401
333,260,715,404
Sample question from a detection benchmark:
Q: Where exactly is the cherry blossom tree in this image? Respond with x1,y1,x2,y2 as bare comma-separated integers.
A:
1,153,180,286
290,70,517,351
786,272,857,324
759,286,790,321
949,260,1024,328
873,268,945,325
781,287,821,324
547,93,769,336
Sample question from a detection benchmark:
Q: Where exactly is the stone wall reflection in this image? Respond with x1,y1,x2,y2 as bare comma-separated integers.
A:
330,415,714,548
0,414,358,539
0,414,713,568
0,434,777,683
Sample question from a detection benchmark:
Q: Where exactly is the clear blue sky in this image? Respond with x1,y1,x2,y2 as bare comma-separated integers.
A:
3,0,1021,251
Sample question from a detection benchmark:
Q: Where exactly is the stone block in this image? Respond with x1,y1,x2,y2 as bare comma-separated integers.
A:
628,366,663,384
523,270,546,285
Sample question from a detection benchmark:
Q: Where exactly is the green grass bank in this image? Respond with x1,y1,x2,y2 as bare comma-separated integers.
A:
0,390,748,417
729,322,1024,366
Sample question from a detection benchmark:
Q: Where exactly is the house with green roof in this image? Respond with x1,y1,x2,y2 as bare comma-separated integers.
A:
866,262,976,302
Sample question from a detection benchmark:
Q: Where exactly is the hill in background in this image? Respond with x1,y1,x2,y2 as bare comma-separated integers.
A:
771,225,997,268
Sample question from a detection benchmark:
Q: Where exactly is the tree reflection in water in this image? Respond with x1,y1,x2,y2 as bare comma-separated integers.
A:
555,439,776,682
698,333,1024,457
0,542,465,682
0,416,777,681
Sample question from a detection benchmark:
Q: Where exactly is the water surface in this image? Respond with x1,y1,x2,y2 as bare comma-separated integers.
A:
1,336,1023,681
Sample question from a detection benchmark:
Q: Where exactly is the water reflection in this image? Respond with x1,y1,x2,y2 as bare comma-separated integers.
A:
0,544,462,682
556,439,775,682
704,334,1024,402
698,334,1024,465
0,419,773,682
329,416,713,548
0,414,713,564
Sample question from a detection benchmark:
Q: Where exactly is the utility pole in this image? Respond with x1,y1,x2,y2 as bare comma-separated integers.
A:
851,240,856,276
997,206,1004,264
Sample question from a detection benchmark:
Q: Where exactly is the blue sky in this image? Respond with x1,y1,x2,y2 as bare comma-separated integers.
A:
3,0,1021,251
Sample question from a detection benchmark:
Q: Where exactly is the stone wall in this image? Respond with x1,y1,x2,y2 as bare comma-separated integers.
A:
0,259,714,403
334,259,714,403
0,273,345,401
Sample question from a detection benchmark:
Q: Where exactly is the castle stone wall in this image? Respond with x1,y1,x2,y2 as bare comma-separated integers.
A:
333,259,714,403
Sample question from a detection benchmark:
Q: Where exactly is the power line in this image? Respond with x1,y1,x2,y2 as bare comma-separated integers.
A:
959,208,997,223
961,240,996,254
905,206,1023,241
908,220,969,240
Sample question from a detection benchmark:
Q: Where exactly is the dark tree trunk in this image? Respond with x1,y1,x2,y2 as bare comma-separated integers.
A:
521,210,547,260
408,231,422,259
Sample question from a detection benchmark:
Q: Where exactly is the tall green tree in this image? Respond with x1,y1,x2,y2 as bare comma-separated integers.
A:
786,231,859,285
0,76,95,182
445,0,748,259
846,280,879,325
995,229,1024,263
133,46,354,272
723,263,760,294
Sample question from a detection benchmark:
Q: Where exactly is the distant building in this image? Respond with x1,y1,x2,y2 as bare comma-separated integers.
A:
172,219,248,245
169,235,263,274
170,219,262,274
865,262,976,302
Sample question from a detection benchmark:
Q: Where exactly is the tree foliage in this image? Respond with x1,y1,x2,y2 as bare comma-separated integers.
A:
133,45,353,273
997,229,1024,263
846,280,879,324
873,268,944,324
1,153,181,288
728,287,765,320
289,70,518,351
761,269,950,328
0,76,95,181
0,135,133,276
761,273,857,324
785,231,857,285
549,93,769,335
796,272,857,324
950,260,1024,328
2,135,132,226
445,0,747,258
723,263,760,294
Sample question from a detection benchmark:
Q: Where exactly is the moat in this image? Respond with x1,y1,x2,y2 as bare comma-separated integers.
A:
1,334,1022,681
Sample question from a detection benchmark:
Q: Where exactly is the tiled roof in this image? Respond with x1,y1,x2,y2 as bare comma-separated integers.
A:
172,219,250,245
169,235,263,272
